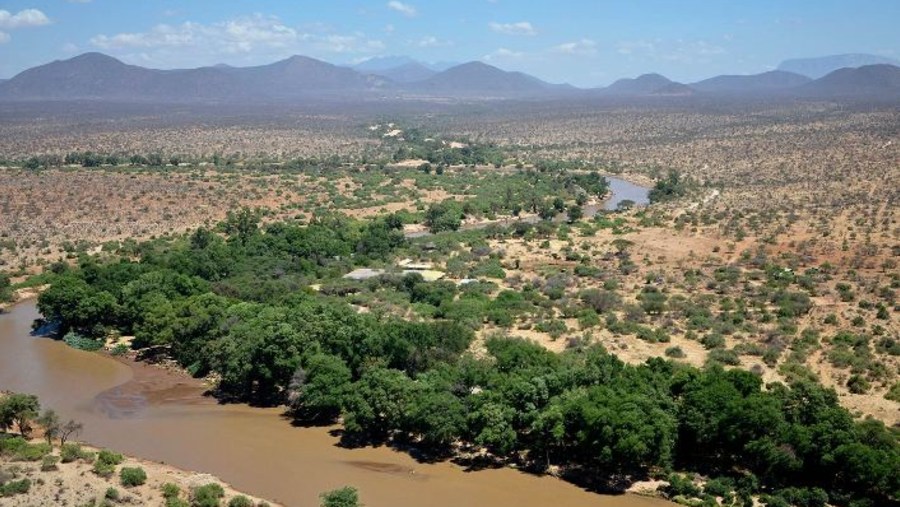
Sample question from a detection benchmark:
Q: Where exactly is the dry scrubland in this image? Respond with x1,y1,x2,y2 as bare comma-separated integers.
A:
0,168,459,270
416,100,899,423
0,99,898,426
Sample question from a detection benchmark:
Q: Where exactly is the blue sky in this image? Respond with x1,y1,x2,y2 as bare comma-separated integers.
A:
0,0,897,86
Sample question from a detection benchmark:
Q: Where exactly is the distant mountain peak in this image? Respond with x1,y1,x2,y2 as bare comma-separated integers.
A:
3,51,897,103
801,64,900,97
778,53,900,79
603,73,682,95
411,60,561,97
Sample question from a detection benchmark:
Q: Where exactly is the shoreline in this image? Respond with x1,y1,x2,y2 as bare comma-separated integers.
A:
0,435,283,506
0,390,283,506
1,287,678,507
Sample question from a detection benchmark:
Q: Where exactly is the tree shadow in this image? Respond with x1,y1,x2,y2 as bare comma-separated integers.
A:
29,318,58,337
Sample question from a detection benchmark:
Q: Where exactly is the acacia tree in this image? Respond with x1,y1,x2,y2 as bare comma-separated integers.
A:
59,419,84,446
37,409,60,445
0,393,40,437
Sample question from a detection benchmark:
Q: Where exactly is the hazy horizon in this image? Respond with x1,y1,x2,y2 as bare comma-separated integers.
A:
1,0,898,86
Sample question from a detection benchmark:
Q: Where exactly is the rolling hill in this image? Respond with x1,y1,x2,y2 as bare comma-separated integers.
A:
691,70,812,94
409,61,568,97
2,52,898,103
601,74,689,95
778,53,900,79
800,64,900,97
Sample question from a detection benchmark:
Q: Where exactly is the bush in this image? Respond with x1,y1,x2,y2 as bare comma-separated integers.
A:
665,346,686,358
192,483,225,507
662,473,701,498
320,486,360,507
106,487,121,500
708,348,741,366
0,437,51,461
93,460,116,477
846,374,870,394
778,487,828,507
885,382,900,402
228,496,253,507
60,443,92,463
0,478,30,497
93,449,123,477
700,333,725,349
162,483,182,499
704,477,735,497
62,331,104,351
163,482,191,507
120,466,147,487
41,455,59,471
97,450,124,466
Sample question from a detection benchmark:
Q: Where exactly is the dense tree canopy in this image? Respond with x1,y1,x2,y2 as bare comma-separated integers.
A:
32,214,900,507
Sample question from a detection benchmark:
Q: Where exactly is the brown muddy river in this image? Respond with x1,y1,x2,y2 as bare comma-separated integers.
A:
0,299,674,507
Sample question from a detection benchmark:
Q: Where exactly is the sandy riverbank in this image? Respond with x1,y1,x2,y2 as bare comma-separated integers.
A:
0,436,282,506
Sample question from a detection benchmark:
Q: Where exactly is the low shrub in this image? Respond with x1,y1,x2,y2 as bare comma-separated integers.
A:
63,331,104,351
228,495,253,507
0,478,30,497
665,346,686,358
0,437,51,461
92,449,123,477
41,455,59,471
192,483,225,507
60,443,92,463
120,466,147,487
662,473,701,498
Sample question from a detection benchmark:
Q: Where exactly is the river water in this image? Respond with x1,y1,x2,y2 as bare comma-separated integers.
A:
603,177,650,211
405,176,651,239
0,299,673,507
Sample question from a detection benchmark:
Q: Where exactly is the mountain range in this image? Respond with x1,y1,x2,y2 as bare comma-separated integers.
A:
777,53,900,79
1,52,898,103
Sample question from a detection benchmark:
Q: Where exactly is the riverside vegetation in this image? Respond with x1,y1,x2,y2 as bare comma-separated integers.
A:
31,204,899,507
2,101,899,507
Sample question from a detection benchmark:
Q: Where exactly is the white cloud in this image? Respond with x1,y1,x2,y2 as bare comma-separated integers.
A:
616,38,725,63
0,31,9,44
552,39,597,55
483,48,524,61
616,39,656,56
489,21,536,36
415,35,450,48
318,34,385,53
0,9,51,29
387,1,417,17
89,15,384,67
91,16,306,53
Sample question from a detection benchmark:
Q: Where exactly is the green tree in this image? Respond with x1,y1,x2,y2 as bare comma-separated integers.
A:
566,204,583,223
223,208,260,245
0,393,40,437
36,409,60,445
289,353,352,422
342,368,414,438
424,201,463,233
